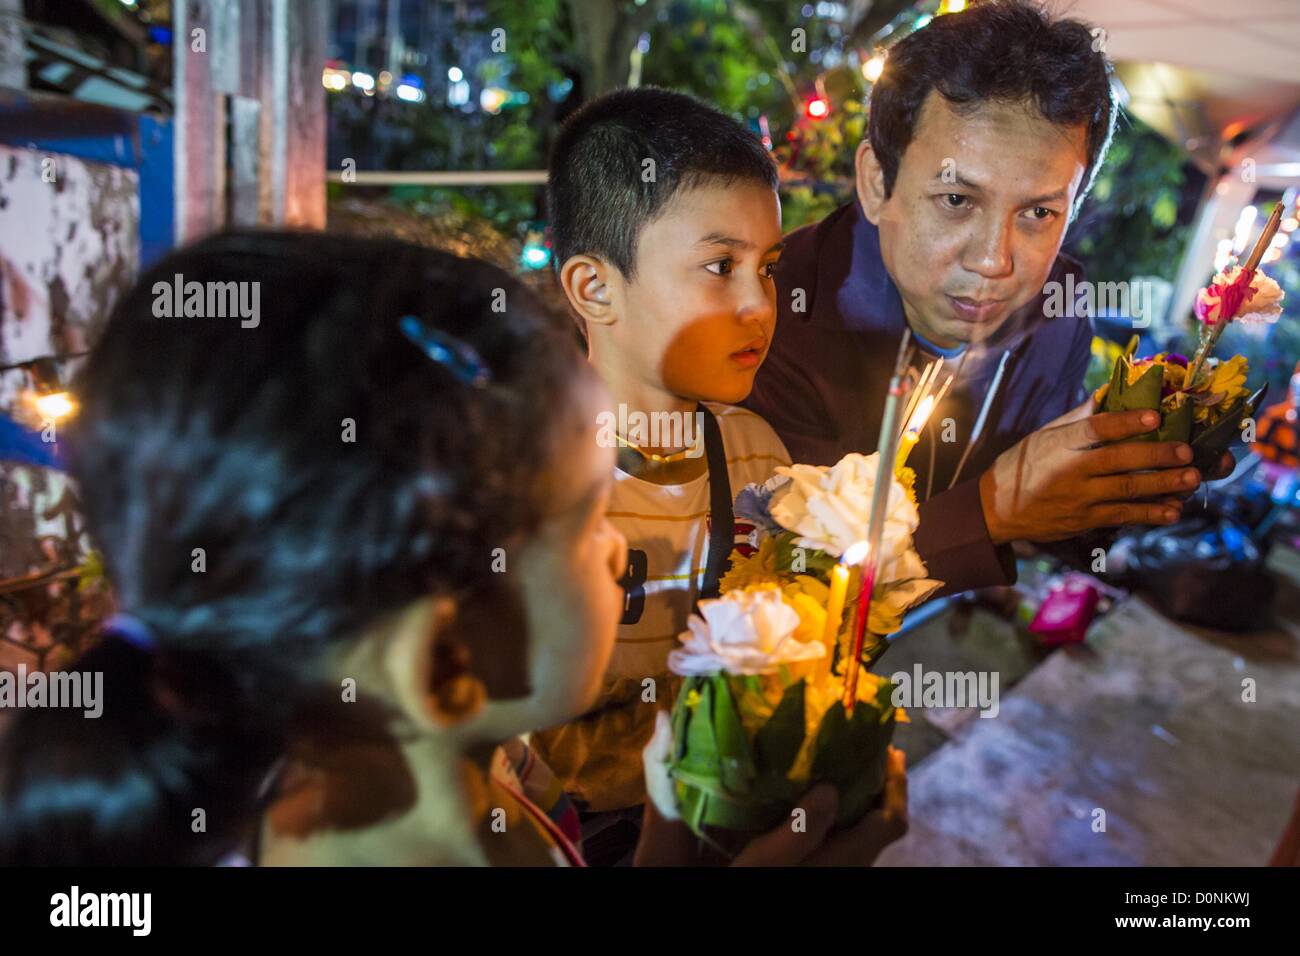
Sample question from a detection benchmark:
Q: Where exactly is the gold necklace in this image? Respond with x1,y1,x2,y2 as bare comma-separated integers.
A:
615,433,701,464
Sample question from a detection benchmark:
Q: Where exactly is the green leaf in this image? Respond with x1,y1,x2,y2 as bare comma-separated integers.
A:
752,679,807,779
1101,357,1163,443
674,678,722,785
710,676,757,795
1156,398,1193,444
773,531,838,580
810,700,897,827
1190,385,1266,471
670,675,700,764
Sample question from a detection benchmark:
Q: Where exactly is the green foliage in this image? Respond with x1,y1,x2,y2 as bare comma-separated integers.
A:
1065,113,1196,284
780,186,843,233
772,530,838,581
809,696,894,827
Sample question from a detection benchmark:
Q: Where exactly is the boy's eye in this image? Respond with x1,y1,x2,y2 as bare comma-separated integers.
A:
940,194,969,210
705,258,734,276
1024,206,1057,222
760,260,780,279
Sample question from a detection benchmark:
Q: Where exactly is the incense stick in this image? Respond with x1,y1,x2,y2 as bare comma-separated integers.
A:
1186,203,1284,387
843,330,912,713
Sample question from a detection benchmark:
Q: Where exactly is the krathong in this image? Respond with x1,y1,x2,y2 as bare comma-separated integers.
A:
1094,204,1283,468
665,440,942,847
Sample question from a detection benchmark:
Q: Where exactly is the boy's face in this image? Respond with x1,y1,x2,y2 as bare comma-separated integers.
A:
860,93,1089,349
607,179,783,405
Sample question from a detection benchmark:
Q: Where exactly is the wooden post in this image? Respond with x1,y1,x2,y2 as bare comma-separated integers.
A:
173,0,325,241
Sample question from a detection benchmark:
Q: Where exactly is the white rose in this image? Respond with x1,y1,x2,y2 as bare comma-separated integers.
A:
769,452,925,583
668,588,827,677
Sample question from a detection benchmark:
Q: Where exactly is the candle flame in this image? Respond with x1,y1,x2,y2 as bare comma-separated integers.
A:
843,541,870,565
904,394,937,436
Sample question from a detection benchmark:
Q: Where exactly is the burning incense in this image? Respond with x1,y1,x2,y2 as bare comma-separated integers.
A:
895,359,953,472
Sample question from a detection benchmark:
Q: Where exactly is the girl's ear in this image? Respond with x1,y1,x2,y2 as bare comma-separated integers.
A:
385,597,487,731
855,140,888,225
559,255,616,328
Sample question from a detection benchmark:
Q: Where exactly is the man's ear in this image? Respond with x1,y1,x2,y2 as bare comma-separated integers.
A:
855,140,888,225
559,255,616,329
384,596,487,732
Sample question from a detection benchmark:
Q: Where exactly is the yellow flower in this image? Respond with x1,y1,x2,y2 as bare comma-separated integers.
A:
719,537,782,594
1125,352,1187,391
783,589,827,646
1198,356,1248,423
895,465,918,505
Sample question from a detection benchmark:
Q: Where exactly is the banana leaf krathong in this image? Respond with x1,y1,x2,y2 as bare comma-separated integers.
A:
1097,337,1266,473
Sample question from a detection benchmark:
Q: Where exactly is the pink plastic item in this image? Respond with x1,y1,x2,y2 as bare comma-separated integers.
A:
1029,574,1101,647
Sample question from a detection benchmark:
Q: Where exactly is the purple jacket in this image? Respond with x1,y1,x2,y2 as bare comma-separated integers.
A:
744,202,1092,594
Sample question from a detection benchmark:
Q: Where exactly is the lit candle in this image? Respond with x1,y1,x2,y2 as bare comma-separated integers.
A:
894,430,919,472
821,562,850,653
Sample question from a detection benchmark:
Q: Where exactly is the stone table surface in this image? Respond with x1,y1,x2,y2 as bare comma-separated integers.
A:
877,588,1300,866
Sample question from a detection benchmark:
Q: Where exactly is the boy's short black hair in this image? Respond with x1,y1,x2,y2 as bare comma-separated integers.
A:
548,87,778,280
868,0,1116,218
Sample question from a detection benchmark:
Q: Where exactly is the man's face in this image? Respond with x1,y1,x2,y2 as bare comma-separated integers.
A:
860,93,1089,349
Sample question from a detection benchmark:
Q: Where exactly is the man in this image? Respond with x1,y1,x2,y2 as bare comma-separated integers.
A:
747,0,1224,594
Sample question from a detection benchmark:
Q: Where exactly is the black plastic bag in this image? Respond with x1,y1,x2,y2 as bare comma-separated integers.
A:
1115,516,1274,631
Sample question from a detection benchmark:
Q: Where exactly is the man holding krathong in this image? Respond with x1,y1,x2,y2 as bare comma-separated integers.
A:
746,0,1233,596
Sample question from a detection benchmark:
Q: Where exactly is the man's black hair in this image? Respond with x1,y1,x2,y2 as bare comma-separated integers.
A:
868,0,1117,218
548,86,778,279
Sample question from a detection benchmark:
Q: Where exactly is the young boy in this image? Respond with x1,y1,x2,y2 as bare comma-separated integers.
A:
531,87,792,863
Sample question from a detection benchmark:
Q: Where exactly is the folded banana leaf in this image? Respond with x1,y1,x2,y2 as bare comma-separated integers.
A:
669,673,896,839
809,698,895,826
1190,384,1266,473
1100,347,1265,466
1101,356,1191,443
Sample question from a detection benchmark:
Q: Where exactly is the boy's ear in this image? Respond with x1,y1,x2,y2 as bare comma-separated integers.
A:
855,140,888,225
559,255,616,328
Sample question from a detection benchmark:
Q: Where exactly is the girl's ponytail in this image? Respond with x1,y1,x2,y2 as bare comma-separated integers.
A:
0,629,280,865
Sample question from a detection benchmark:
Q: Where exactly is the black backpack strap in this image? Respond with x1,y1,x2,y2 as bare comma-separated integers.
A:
698,403,733,603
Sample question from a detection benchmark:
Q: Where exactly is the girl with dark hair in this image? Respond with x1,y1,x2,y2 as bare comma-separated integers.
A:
0,232,903,865
0,231,628,865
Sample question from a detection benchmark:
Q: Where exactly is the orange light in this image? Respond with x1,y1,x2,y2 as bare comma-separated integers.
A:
29,391,77,423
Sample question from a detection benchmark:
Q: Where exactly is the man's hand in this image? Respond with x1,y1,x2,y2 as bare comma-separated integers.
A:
979,399,1203,546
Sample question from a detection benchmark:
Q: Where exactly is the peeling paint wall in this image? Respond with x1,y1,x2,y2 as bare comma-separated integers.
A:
0,144,137,599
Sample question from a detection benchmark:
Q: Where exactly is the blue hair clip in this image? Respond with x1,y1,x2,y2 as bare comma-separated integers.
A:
104,613,157,652
399,315,491,388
